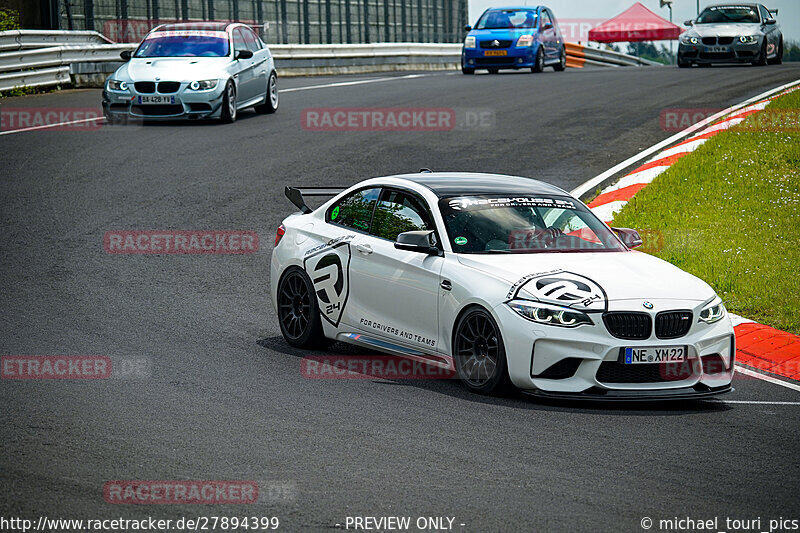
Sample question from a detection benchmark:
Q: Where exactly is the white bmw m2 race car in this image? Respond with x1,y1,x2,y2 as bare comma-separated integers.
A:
270,173,734,400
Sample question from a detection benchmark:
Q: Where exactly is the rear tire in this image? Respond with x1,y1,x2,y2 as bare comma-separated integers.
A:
277,267,328,349
553,46,566,71
254,71,279,114
220,80,237,123
531,47,545,73
453,307,513,395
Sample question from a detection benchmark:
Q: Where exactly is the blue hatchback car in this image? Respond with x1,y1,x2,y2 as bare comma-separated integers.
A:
461,6,566,74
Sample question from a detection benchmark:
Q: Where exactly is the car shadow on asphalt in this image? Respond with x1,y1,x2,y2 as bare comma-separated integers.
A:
256,336,731,416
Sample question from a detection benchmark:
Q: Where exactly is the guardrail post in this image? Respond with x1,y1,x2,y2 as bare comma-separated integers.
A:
84,0,95,31
280,0,288,44
153,0,160,21
233,0,239,21
400,0,408,42
121,0,128,20
182,0,190,20
383,0,389,42
416,0,423,41
432,0,438,42
363,0,369,43
325,0,332,43
345,0,352,44
302,0,310,43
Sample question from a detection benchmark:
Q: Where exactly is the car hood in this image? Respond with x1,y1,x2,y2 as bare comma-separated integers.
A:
117,57,232,81
457,251,715,306
469,28,538,39
687,23,763,37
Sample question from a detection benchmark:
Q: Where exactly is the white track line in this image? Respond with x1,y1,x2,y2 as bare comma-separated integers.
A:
281,73,430,93
571,77,800,199
712,400,800,406
736,365,800,393
0,116,104,137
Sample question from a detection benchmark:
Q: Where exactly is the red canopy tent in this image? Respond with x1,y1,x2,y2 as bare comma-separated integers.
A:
588,2,683,42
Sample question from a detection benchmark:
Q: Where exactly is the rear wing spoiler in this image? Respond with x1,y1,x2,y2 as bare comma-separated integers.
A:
285,186,346,214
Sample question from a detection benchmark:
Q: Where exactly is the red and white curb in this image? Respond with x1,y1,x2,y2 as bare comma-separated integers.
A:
575,79,800,387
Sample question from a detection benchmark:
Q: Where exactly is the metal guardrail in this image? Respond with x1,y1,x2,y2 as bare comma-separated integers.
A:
0,30,661,93
0,44,134,74
0,30,113,52
0,66,71,91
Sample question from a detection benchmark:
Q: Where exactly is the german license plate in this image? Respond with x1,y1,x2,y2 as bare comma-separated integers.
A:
484,50,507,56
137,95,175,104
703,46,729,53
624,346,687,364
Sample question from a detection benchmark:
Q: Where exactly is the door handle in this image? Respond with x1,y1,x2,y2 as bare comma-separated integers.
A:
355,243,373,255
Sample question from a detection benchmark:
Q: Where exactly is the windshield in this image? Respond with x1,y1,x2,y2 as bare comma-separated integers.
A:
135,30,230,57
476,9,538,30
439,195,626,254
696,6,760,24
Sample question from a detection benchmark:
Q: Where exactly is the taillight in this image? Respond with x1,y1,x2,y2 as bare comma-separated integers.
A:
275,225,285,246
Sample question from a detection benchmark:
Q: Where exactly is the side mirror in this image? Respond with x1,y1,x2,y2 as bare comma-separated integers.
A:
764,18,776,25
395,230,440,255
612,227,643,249
543,22,553,30
683,19,694,27
463,25,472,32
120,50,132,61
235,49,254,60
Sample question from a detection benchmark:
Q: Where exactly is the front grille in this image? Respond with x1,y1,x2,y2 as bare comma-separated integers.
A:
603,312,651,340
655,311,692,339
131,105,183,116
134,81,155,93
596,360,694,383
474,57,515,66
157,81,180,93
700,52,736,60
718,36,734,45
480,40,512,48
534,357,582,380
702,37,717,45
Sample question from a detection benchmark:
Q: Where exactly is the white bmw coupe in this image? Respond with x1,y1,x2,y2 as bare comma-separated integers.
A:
271,172,734,400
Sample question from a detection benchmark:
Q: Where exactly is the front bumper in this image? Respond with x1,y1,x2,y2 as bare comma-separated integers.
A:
497,302,736,399
102,82,226,120
678,41,761,64
462,46,538,69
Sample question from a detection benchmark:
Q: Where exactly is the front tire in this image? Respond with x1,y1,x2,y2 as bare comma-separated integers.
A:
461,67,475,75
453,307,512,395
255,71,279,114
531,47,545,73
277,267,327,349
220,80,237,123
768,39,783,65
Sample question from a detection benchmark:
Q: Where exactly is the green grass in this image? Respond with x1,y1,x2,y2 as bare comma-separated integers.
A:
612,89,800,333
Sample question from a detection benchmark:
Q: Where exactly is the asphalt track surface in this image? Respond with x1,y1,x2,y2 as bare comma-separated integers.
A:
2,64,800,532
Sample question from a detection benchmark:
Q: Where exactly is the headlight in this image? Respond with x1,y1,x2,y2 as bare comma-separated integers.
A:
189,79,218,91
464,36,476,48
107,79,128,91
739,35,757,43
516,35,534,47
699,300,726,324
507,300,594,328
681,35,698,45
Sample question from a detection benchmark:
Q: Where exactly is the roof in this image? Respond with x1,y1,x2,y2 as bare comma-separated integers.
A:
155,22,233,31
393,172,569,198
588,2,683,42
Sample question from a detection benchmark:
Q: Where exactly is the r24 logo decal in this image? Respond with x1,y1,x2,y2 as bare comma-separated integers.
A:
303,241,351,326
